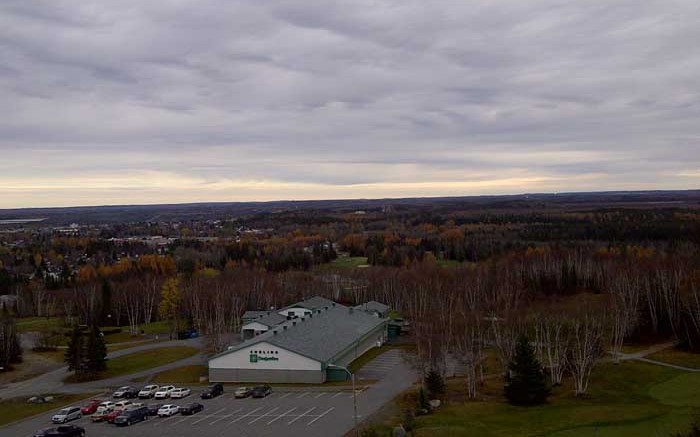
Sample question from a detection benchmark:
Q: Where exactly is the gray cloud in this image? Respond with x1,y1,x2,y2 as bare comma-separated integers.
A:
1,0,699,207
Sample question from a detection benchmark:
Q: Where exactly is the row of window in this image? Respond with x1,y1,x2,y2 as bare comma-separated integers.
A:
251,350,279,355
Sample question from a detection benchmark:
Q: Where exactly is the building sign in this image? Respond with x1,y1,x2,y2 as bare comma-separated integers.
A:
249,353,279,363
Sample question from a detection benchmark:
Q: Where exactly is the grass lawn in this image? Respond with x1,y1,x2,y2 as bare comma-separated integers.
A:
436,259,464,268
16,316,63,333
409,361,700,437
325,256,369,269
64,346,199,382
0,393,97,427
151,365,208,384
106,339,162,353
647,348,700,369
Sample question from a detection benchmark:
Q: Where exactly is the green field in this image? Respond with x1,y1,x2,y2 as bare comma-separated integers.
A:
327,256,369,269
16,317,64,333
151,364,208,384
410,361,700,437
0,393,96,427
647,348,700,370
64,346,199,382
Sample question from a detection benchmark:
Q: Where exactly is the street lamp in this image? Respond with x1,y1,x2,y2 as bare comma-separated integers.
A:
328,363,358,437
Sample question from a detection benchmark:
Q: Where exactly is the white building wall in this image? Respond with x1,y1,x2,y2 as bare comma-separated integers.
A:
241,321,271,333
209,341,321,371
277,307,313,318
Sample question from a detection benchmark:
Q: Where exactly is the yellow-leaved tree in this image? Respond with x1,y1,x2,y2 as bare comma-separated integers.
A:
159,277,182,340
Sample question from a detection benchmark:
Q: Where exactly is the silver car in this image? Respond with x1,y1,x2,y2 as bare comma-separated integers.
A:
51,406,81,423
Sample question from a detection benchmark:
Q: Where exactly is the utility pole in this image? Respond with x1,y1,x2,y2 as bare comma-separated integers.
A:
329,364,359,437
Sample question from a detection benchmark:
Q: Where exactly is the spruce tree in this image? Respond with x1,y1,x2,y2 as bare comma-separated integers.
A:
86,325,107,374
425,369,446,398
505,334,550,406
64,325,82,374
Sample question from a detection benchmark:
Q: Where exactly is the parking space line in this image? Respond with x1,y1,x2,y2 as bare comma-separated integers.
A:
297,392,309,398
308,407,334,425
170,414,193,426
314,392,325,398
332,392,344,398
267,407,297,425
288,407,316,425
230,406,263,424
192,407,227,425
248,406,280,424
280,392,292,399
209,407,242,425
156,413,181,425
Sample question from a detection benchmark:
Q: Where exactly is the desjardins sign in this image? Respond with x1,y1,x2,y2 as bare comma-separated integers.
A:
250,354,280,363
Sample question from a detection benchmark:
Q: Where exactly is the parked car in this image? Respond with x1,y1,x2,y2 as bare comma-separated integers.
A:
154,385,176,399
105,408,123,424
157,404,180,417
146,403,164,416
33,425,85,437
179,402,204,415
234,387,252,398
114,405,150,426
91,406,114,422
113,400,133,410
98,400,115,409
169,387,191,399
200,383,223,399
51,407,81,424
112,386,138,399
138,384,159,399
80,399,102,415
251,385,272,398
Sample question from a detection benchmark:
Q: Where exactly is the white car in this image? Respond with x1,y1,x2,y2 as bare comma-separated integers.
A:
169,388,191,399
157,404,179,417
154,385,176,399
138,385,160,399
113,400,132,410
98,401,115,409
51,406,81,423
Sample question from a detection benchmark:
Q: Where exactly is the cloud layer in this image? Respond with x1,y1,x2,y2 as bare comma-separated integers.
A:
1,0,699,207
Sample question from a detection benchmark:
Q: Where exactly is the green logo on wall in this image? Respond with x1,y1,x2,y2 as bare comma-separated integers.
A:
249,354,279,363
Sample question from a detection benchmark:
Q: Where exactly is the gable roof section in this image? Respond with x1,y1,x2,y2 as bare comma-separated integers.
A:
213,305,386,364
354,301,389,313
284,295,343,311
244,312,286,328
242,310,269,320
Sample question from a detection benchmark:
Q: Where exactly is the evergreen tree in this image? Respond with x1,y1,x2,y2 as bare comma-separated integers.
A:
0,308,21,368
425,369,446,398
64,325,82,373
86,325,107,374
505,334,550,406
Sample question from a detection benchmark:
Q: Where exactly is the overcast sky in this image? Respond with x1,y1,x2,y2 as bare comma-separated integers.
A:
1,0,699,208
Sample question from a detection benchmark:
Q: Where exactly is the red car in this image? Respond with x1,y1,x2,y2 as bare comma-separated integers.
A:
80,399,102,415
105,409,122,424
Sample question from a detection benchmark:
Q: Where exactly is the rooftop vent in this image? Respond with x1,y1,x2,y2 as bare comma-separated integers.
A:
349,307,354,314
292,321,297,326
273,330,278,335
332,303,336,307
283,326,288,330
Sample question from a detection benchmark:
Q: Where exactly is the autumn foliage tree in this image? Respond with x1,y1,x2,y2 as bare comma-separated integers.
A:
159,277,182,340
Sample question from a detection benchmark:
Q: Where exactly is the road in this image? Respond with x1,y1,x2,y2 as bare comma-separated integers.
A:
0,337,206,400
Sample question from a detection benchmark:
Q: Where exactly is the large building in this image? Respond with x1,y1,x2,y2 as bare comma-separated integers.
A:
209,298,388,384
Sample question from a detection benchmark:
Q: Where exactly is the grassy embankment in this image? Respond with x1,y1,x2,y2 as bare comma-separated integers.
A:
0,393,97,427
64,346,199,383
379,361,700,437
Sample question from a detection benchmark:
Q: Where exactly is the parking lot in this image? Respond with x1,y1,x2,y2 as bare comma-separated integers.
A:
3,387,364,437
